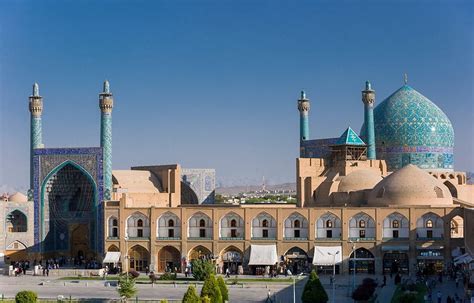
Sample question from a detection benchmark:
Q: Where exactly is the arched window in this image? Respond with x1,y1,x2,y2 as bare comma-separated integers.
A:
6,210,27,233
108,216,119,238
349,213,375,240
359,220,366,228
426,220,433,228
317,213,341,239
416,213,443,239
284,213,308,239
392,220,399,228
252,213,276,239
199,219,206,227
294,220,300,228
326,220,333,228
188,213,212,239
157,212,181,239
219,213,244,239
126,212,150,238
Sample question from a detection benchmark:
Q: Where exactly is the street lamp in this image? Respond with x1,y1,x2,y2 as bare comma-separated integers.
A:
327,251,340,303
349,239,360,295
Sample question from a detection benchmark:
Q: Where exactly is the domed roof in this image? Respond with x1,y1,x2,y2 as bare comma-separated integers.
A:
374,85,454,148
338,170,382,192
8,192,28,202
368,164,452,206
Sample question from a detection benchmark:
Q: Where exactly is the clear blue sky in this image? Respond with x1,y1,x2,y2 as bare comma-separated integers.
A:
1,0,473,189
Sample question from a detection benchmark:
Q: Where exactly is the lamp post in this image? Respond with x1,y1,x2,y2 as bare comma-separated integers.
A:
327,251,340,303
124,236,129,281
349,239,359,295
292,273,303,303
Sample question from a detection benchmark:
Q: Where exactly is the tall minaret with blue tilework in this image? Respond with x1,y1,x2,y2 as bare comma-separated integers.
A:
362,81,376,160
29,83,43,189
298,91,310,155
99,80,113,200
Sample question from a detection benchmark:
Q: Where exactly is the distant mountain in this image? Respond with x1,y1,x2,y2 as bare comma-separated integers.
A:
216,182,296,196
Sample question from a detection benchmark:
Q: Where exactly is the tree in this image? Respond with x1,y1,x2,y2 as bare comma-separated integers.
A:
182,285,200,303
200,274,223,303
216,276,229,302
15,291,37,303
117,273,137,300
301,270,328,303
191,259,215,281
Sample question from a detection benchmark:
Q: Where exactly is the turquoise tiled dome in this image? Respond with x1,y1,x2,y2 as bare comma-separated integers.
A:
362,85,454,171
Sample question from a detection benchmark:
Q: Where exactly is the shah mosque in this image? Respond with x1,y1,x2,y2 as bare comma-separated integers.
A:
1,78,473,276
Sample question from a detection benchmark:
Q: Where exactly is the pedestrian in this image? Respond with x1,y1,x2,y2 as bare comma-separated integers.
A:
145,266,149,275
225,268,230,278
437,291,442,303
446,295,452,303
184,267,189,278
383,275,387,287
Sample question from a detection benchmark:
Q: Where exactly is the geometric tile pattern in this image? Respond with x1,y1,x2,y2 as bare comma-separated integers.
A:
181,169,216,204
366,85,454,170
336,127,366,146
101,113,112,199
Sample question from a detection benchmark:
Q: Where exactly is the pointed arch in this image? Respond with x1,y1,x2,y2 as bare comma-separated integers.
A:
157,212,181,239
188,245,212,261
158,245,181,272
251,212,276,239
316,212,342,239
416,212,443,239
107,244,119,252
284,212,308,239
219,212,244,239
188,212,212,239
108,216,119,238
382,212,409,239
349,212,375,240
443,181,458,198
450,215,464,238
128,245,149,272
126,212,150,238
6,209,28,232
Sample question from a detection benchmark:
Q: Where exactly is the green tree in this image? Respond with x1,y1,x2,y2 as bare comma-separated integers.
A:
182,285,200,303
301,271,328,303
216,276,229,302
15,291,37,303
191,259,215,281
117,273,137,300
200,274,223,303
201,296,211,303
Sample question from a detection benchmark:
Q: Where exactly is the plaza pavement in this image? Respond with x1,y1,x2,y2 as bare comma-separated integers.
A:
0,272,469,302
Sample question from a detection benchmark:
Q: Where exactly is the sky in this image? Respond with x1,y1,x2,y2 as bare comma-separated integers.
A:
0,0,473,190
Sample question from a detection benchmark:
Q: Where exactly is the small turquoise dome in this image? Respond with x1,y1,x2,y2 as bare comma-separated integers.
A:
362,85,454,171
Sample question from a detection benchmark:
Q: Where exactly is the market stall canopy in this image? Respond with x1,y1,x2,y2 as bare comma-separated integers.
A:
313,246,342,265
103,252,121,264
248,244,278,265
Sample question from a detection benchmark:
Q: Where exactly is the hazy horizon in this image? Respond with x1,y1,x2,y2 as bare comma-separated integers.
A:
1,1,473,190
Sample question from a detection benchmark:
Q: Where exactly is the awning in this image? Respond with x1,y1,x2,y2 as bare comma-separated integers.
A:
103,252,121,263
454,253,469,262
381,245,409,252
313,246,342,266
454,254,473,266
248,245,278,266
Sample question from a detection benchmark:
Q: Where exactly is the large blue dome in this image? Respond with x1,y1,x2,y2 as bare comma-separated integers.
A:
362,85,454,171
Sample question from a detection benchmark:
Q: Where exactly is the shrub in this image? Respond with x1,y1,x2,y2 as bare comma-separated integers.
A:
158,272,177,280
201,296,211,303
117,273,137,299
182,285,200,303
15,291,37,303
191,259,215,281
217,276,229,302
200,274,223,303
159,300,168,303
301,270,328,303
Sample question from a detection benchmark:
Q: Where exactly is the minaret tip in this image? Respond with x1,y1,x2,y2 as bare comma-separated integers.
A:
300,90,306,100
103,80,110,94
365,81,371,91
404,73,408,85
33,83,39,97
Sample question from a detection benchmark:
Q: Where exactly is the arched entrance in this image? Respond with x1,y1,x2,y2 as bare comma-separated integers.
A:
220,246,243,275
284,247,309,275
158,246,181,273
107,244,119,252
128,245,149,272
41,162,97,258
188,245,212,261
450,215,464,238
349,248,375,274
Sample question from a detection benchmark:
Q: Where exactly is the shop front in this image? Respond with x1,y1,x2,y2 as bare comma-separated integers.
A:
248,244,278,275
313,246,341,275
284,247,310,274
382,245,409,274
349,248,375,274
221,249,243,274
416,246,444,275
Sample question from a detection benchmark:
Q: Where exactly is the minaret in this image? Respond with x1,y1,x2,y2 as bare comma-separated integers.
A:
297,90,310,142
29,83,43,189
362,81,376,160
99,80,113,199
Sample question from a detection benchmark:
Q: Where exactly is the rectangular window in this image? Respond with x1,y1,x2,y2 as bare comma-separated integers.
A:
137,229,143,238
393,230,399,238
427,230,433,239
168,229,174,238
326,230,333,238
200,229,206,238
359,230,366,238
263,229,269,238
294,230,300,238
231,229,237,238
112,228,118,238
